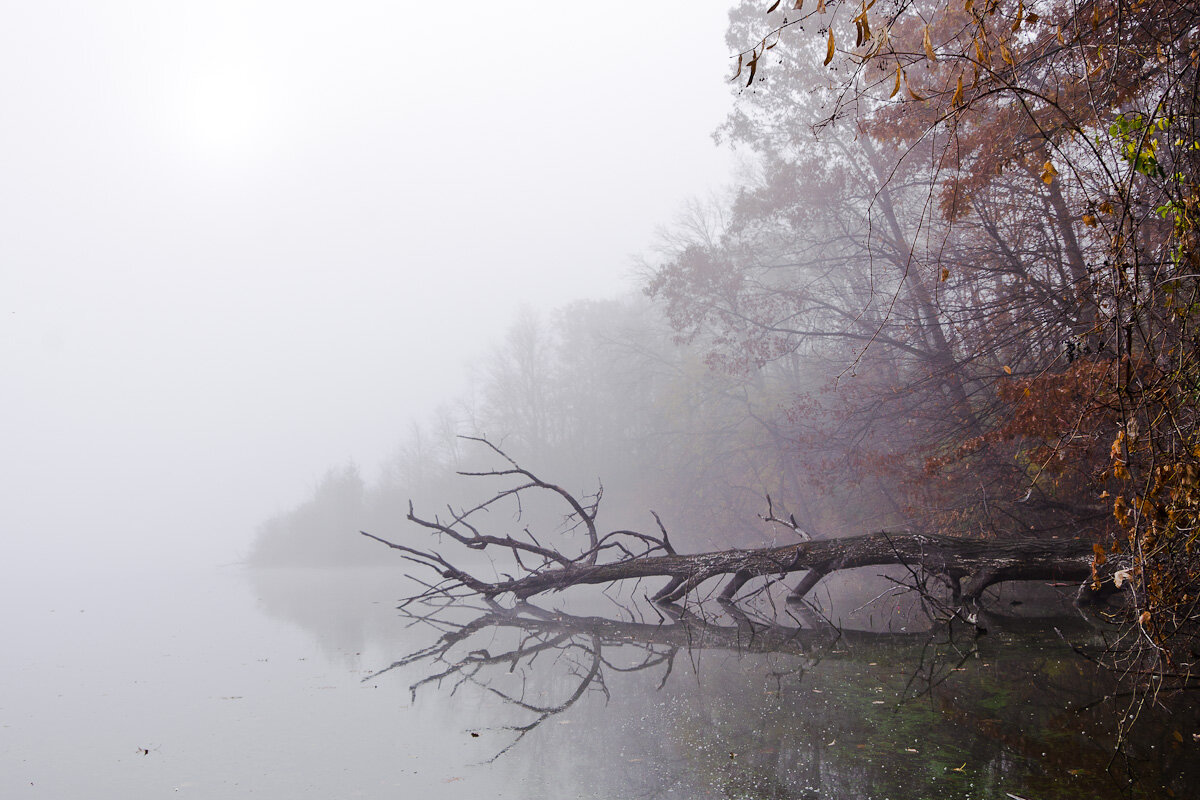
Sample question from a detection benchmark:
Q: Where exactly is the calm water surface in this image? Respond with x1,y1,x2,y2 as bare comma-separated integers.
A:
2,565,1195,798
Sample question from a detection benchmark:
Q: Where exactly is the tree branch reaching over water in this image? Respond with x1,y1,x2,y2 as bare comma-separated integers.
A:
363,438,1118,608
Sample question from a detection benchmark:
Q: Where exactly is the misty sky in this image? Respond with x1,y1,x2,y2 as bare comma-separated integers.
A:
1,2,737,569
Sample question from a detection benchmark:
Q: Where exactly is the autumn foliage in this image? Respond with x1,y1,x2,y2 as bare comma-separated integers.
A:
644,0,1200,659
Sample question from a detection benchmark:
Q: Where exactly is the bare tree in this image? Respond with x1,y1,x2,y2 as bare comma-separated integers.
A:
362,438,1117,608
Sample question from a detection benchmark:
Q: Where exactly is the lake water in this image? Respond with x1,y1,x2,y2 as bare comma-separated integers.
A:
2,565,1195,798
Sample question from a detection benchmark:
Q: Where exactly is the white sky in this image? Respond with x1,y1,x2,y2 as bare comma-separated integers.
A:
0,2,737,568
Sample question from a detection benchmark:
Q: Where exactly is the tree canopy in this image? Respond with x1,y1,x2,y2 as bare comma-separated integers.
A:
661,0,1199,659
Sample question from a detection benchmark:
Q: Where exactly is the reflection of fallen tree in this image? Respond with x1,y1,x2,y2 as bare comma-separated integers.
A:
362,438,1112,608
370,597,1105,763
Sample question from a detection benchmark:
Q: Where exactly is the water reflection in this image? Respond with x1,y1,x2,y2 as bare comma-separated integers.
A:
246,568,1198,798
377,594,1197,799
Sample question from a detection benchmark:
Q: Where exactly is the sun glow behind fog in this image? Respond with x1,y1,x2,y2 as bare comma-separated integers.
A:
0,1,736,570
178,66,269,158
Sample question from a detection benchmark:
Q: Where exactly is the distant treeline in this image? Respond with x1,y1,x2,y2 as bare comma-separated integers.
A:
247,296,874,566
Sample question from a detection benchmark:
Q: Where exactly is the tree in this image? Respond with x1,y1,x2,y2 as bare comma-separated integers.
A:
720,0,1200,660
363,437,1109,607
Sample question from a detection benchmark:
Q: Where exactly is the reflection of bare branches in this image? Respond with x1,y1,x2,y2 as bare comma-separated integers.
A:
371,593,1108,762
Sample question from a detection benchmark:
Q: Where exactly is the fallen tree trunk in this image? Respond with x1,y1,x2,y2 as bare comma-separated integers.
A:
363,437,1114,608
365,527,1102,604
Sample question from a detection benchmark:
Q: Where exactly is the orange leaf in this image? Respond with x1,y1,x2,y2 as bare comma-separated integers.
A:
1040,160,1058,184
825,28,835,65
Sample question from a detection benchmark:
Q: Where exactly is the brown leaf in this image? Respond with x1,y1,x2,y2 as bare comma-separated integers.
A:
1040,160,1058,184
951,74,963,106
890,67,901,98
904,71,923,100
923,27,937,61
768,0,782,11
825,28,835,65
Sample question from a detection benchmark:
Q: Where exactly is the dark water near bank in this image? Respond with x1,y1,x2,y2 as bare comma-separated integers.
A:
2,566,1196,798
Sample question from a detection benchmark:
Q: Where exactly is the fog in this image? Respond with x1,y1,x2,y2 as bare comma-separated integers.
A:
0,2,736,571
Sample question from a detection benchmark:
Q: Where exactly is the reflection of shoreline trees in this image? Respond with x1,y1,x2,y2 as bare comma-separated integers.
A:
378,597,1196,798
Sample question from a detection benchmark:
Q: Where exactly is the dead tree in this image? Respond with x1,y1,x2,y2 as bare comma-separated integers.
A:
362,437,1118,609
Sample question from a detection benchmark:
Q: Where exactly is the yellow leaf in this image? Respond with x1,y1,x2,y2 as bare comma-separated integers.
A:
1099,200,1113,214
1040,160,1058,184
904,72,924,100
1002,365,1012,374
1083,213,1097,227
825,27,835,65
1001,44,1014,64
923,26,937,61
951,74,964,106
965,0,973,11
